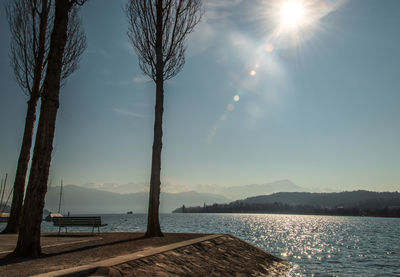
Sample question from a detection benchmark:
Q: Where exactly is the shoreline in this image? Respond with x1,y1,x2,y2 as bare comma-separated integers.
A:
173,211,400,218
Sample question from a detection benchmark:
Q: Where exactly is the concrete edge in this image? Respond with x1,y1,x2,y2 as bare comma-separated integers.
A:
225,234,286,263
31,234,223,277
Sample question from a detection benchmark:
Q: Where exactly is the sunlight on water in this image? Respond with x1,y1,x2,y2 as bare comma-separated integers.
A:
3,213,398,276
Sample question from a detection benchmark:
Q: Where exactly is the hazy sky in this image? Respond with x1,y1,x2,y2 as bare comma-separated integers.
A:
0,0,399,193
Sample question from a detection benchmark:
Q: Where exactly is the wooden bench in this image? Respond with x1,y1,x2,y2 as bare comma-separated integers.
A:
52,216,107,234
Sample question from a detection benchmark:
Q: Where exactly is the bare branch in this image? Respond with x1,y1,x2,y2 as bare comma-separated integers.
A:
125,0,203,81
61,6,87,84
7,0,87,96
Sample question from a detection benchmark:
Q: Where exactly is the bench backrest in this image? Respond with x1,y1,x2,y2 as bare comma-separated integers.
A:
53,216,103,227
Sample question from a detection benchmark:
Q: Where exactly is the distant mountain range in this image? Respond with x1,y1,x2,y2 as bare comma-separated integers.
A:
77,182,150,194
192,180,304,200
74,180,304,200
45,185,230,214
5,185,400,217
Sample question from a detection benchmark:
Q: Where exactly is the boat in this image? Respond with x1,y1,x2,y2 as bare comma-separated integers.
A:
0,212,9,223
44,212,63,222
127,211,133,214
44,180,64,222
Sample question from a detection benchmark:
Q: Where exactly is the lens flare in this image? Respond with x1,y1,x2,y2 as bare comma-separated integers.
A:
265,43,274,52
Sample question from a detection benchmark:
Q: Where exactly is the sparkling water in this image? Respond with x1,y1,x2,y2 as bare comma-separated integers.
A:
2,213,399,276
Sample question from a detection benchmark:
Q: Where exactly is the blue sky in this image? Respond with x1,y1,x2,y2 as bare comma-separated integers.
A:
0,0,399,193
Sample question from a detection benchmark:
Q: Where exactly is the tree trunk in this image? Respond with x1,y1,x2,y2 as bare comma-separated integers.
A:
145,76,164,238
13,0,71,257
145,0,164,238
2,0,49,235
2,98,38,234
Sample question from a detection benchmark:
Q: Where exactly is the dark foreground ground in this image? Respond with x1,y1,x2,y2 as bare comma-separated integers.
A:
0,232,290,276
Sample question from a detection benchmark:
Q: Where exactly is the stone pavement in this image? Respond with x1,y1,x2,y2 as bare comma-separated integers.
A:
32,234,291,277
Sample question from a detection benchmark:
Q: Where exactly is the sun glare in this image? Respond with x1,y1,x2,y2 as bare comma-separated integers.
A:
280,1,305,28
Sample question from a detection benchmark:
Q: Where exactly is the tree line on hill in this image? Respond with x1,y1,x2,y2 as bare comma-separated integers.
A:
173,191,400,218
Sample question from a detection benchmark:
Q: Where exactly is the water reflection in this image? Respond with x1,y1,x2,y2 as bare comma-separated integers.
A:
11,213,398,276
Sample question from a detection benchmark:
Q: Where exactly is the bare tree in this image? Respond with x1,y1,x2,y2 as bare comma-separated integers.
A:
13,0,87,257
3,0,52,234
2,0,86,234
126,0,202,237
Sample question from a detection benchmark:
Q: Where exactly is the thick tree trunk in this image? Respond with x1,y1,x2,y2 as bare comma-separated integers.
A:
145,0,164,238
13,0,71,257
145,76,164,238
2,0,49,235
2,97,38,234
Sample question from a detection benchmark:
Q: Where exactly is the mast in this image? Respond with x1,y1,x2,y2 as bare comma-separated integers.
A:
0,174,7,211
58,179,63,214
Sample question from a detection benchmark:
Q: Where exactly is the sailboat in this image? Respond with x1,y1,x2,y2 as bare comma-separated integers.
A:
0,174,10,222
44,180,64,222
0,213,9,223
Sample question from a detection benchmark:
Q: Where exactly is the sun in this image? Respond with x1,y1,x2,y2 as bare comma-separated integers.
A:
280,1,305,28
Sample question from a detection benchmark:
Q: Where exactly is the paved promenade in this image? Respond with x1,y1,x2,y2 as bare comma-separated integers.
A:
0,233,290,276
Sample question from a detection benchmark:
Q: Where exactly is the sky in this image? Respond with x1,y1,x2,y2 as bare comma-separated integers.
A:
0,0,399,194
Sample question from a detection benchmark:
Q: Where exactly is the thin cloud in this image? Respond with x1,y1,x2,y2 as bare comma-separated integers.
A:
187,0,244,56
113,108,149,118
132,75,151,83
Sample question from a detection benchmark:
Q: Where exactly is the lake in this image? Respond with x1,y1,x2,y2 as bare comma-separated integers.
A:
3,213,400,276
